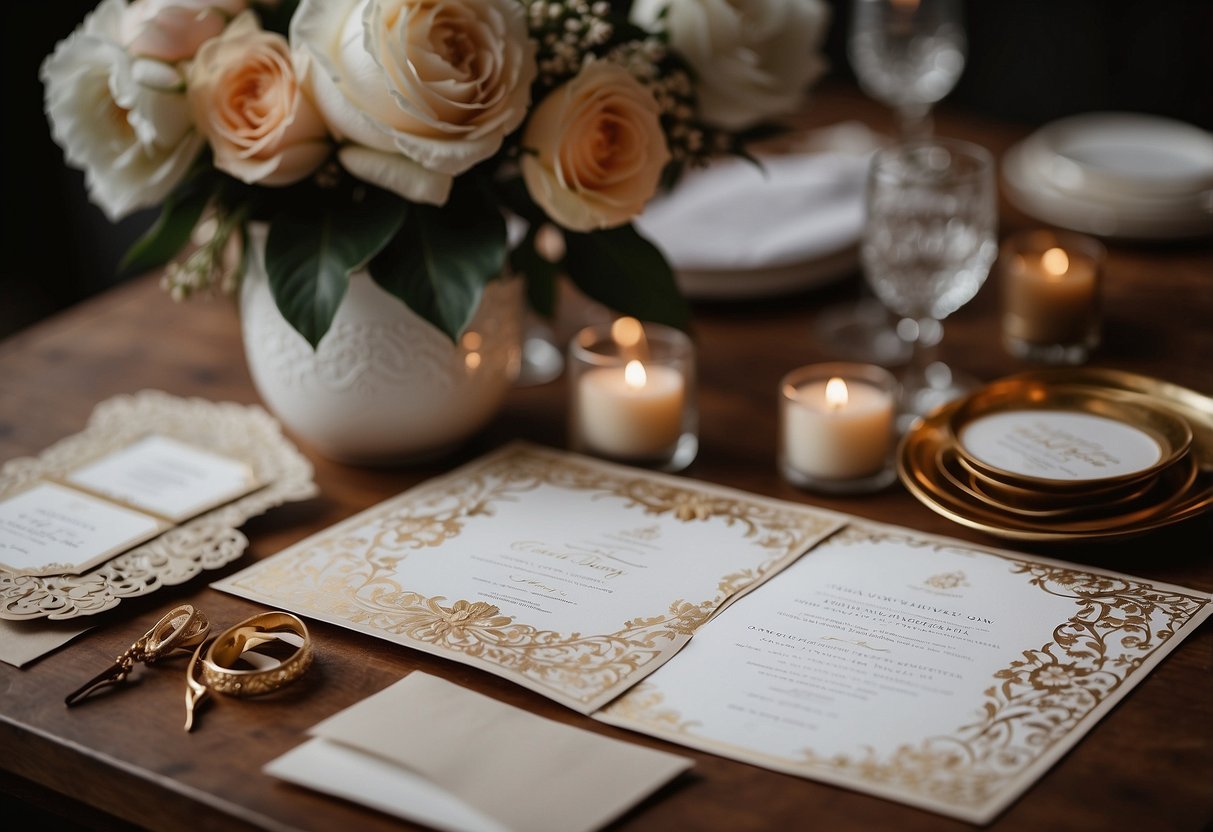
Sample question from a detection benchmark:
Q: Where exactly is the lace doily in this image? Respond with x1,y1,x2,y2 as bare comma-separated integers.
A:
0,391,317,620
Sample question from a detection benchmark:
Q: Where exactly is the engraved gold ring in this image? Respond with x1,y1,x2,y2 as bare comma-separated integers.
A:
184,611,312,731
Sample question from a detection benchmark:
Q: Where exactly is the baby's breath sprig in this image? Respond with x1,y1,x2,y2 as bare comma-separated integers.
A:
160,206,245,301
525,0,614,87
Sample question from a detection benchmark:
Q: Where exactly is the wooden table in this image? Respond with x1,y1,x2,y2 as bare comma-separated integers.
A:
2,86,1211,832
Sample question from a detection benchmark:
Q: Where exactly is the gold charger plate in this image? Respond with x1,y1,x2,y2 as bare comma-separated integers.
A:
937,446,1179,520
946,378,1193,491
900,400,1213,542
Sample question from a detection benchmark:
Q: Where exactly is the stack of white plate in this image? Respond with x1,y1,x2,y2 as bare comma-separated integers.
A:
1002,113,1213,240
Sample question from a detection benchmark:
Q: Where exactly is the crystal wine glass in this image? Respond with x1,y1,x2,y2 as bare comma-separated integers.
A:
849,0,967,139
862,138,998,426
814,3,967,366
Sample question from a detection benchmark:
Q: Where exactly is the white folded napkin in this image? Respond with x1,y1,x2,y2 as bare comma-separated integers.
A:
635,123,878,271
266,672,693,832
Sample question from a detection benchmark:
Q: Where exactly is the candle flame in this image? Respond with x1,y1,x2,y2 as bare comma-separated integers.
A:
825,377,849,409
625,360,647,389
1042,247,1069,277
612,317,644,349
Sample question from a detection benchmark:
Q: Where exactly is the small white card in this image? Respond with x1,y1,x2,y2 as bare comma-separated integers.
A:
66,434,259,522
0,434,259,577
958,410,1162,481
0,482,164,577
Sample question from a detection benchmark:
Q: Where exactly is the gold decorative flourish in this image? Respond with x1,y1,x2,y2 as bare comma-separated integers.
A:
604,683,700,735
227,444,837,704
788,525,1211,808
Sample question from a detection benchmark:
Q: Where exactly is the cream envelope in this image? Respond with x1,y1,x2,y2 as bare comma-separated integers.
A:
265,672,693,832
0,618,92,668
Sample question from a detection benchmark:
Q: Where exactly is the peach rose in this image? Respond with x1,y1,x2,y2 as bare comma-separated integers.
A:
522,61,671,232
122,0,248,62
188,13,330,186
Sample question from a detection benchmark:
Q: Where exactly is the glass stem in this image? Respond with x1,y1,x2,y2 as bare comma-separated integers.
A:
897,104,933,140
898,316,944,402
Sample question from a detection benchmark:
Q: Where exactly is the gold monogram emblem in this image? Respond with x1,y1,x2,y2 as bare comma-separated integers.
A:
620,524,662,542
925,570,969,590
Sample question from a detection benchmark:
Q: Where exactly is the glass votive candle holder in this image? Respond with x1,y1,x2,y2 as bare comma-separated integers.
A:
779,363,898,494
1001,229,1106,365
568,319,697,471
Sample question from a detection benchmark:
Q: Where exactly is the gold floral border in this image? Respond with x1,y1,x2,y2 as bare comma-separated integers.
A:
608,524,1211,809
226,444,838,704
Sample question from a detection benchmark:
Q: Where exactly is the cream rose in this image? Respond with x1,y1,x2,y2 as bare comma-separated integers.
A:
291,0,537,206
521,61,671,232
121,0,248,62
41,0,203,221
188,13,329,186
632,0,830,131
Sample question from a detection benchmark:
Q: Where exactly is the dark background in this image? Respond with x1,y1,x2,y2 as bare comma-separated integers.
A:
3,0,1211,340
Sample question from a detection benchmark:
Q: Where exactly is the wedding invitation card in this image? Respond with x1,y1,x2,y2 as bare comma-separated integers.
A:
215,443,845,712
216,444,1212,822
0,434,260,577
598,522,1213,823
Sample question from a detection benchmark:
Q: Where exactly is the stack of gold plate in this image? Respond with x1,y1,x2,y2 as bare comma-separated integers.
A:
898,368,1213,541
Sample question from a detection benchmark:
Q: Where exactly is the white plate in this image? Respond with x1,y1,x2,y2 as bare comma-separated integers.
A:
1003,134,1213,240
673,245,858,300
1025,113,1213,200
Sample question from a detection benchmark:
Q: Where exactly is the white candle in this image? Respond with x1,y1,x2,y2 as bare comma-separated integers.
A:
783,376,894,479
577,360,685,458
1003,246,1099,344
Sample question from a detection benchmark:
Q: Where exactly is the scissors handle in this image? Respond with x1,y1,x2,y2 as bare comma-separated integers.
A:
65,606,210,708
64,648,138,707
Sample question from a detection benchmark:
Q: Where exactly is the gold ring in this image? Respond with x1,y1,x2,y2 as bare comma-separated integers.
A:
144,605,210,659
198,612,312,698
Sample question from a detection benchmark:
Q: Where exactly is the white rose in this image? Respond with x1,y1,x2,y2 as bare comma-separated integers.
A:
291,0,537,206
188,13,330,185
632,0,830,131
522,61,671,232
121,0,249,62
41,0,203,221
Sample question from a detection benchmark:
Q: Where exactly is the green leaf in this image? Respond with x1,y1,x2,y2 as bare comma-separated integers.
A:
119,181,212,277
510,229,560,318
266,188,407,348
369,189,507,342
563,224,690,331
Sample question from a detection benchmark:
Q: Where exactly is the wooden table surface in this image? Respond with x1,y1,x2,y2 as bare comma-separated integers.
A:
1,86,1211,832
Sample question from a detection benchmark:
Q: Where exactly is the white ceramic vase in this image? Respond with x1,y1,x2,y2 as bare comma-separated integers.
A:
240,228,523,465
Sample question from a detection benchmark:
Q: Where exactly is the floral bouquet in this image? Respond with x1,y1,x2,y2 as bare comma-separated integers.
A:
42,0,829,347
